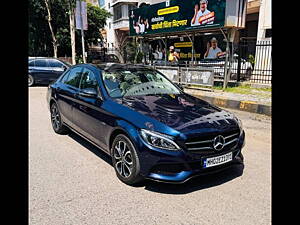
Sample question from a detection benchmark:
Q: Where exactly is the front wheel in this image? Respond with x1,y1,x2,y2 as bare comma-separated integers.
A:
111,134,144,185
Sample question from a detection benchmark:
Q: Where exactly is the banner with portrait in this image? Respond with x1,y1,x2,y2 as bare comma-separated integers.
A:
129,0,226,36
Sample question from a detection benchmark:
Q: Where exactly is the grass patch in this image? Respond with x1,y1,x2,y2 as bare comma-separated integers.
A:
214,85,271,94
185,83,272,97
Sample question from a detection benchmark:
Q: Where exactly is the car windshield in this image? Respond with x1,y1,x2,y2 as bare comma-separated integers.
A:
102,68,181,98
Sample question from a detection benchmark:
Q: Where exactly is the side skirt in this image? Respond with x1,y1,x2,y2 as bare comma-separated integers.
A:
63,123,111,157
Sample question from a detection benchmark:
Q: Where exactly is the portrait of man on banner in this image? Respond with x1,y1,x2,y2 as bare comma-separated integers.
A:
191,0,215,26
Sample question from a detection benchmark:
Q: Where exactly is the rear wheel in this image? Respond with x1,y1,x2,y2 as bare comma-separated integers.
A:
28,74,34,87
111,134,144,185
50,102,69,134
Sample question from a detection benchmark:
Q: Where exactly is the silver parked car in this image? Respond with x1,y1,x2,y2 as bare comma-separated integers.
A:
198,54,253,80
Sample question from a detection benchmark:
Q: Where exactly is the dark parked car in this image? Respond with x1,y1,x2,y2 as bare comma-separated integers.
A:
47,63,245,185
87,50,121,64
28,57,71,86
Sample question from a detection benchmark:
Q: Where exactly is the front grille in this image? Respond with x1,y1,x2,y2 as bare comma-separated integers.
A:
185,129,240,154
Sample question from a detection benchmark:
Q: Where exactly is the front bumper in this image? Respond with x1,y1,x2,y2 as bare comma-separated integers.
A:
137,130,245,183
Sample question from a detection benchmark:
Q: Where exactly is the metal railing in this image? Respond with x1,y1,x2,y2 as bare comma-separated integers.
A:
236,39,272,84
85,39,272,85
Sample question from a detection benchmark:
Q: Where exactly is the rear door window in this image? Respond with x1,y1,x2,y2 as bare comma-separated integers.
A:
64,67,83,88
48,59,64,68
34,59,48,67
79,68,98,90
60,70,71,83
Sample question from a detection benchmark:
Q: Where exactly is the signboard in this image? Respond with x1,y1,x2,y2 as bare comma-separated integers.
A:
181,67,214,86
156,67,180,83
129,0,226,36
76,0,88,30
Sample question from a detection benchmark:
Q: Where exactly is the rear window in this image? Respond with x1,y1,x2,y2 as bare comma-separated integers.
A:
28,60,35,67
34,59,48,67
48,59,63,68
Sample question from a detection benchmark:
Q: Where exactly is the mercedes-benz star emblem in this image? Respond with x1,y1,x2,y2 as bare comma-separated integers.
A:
213,135,225,151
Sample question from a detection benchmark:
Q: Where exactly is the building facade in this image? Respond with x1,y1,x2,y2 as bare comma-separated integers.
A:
240,0,272,40
98,1,164,55
97,0,271,63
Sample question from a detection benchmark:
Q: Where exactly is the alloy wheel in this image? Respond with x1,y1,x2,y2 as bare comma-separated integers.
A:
51,104,61,131
113,141,133,178
28,75,34,86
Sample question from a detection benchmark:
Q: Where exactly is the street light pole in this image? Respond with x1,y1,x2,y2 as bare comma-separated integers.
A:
79,0,86,63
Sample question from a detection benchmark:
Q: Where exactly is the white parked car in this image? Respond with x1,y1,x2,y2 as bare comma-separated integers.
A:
197,54,253,80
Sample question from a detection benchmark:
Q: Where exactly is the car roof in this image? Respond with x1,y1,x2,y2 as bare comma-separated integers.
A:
95,63,152,72
28,57,71,66
28,57,64,61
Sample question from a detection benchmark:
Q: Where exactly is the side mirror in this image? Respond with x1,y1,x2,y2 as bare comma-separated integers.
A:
176,83,184,91
79,88,98,98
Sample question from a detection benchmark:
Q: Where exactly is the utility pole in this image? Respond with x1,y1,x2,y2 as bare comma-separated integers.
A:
69,1,76,65
223,39,229,90
220,28,230,90
79,0,86,63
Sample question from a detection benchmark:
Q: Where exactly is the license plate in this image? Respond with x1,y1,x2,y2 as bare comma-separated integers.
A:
203,152,233,168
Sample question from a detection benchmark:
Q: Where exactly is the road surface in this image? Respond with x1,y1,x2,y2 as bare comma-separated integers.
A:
29,87,271,225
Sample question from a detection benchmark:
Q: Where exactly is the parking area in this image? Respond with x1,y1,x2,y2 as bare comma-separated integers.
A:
29,87,271,225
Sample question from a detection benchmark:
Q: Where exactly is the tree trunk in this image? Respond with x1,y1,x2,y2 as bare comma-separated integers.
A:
69,3,76,65
44,0,58,58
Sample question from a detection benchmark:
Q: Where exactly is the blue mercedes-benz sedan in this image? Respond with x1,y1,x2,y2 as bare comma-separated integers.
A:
47,63,245,185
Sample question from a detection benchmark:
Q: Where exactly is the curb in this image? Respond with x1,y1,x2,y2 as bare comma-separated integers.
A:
190,94,271,116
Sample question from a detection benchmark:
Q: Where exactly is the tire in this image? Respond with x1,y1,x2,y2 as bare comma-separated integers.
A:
28,74,34,87
50,102,69,135
236,152,244,164
111,134,144,185
239,152,244,162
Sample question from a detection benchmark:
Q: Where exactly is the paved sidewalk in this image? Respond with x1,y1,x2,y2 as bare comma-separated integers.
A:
184,88,271,116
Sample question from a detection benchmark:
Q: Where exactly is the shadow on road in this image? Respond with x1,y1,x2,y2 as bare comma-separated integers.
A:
68,130,244,194
29,84,50,87
143,164,244,194
68,131,112,166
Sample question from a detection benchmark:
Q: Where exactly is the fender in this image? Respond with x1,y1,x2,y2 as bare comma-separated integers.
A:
107,120,141,156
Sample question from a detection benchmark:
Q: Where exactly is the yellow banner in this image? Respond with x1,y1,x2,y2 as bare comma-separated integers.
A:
179,53,201,59
174,42,192,48
157,6,179,16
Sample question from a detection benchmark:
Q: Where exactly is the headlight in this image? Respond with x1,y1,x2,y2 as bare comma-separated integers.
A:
140,129,180,150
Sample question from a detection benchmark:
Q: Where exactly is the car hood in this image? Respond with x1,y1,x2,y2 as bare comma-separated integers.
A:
113,93,239,135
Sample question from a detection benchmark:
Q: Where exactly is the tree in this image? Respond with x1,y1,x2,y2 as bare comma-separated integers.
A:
29,0,111,62
65,0,76,64
85,3,111,48
29,0,52,56
74,3,111,62
44,0,58,57
125,38,143,64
